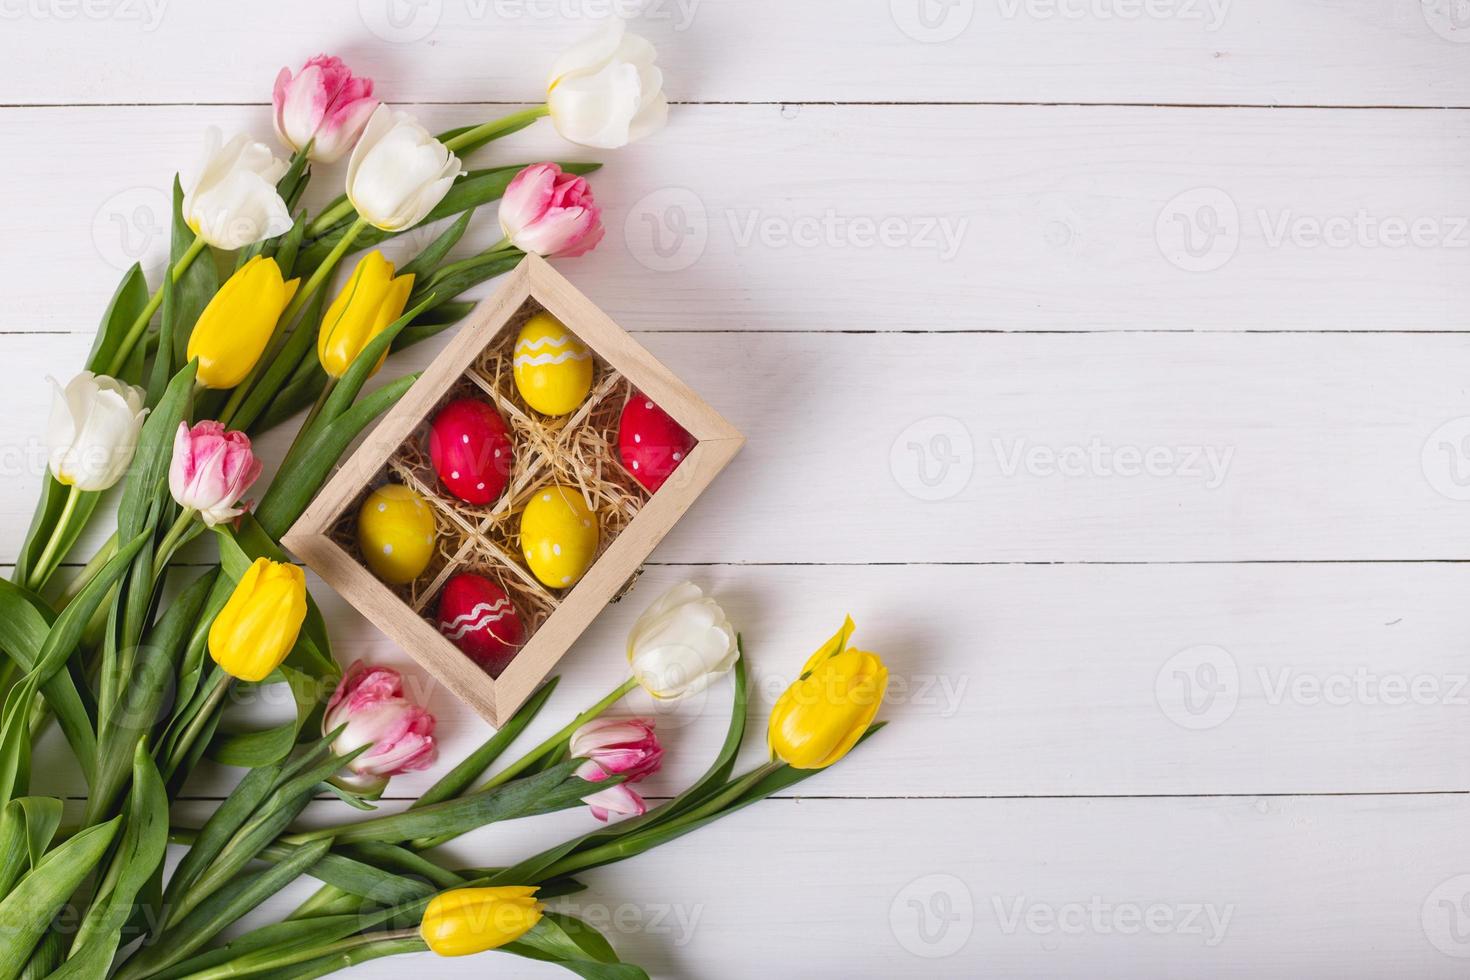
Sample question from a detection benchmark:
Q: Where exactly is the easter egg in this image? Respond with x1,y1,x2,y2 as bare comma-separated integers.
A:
618,393,695,493
429,398,513,505
512,312,593,416
436,573,526,677
357,484,436,585
519,485,599,589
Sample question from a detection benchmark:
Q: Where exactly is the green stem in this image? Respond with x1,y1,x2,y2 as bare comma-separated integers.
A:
178,931,422,980
161,671,232,782
108,234,208,377
219,219,366,427
27,483,83,592
152,508,197,580
442,104,550,153
282,376,337,462
58,531,118,608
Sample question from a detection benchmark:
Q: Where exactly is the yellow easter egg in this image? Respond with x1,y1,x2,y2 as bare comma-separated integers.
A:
519,485,599,589
512,313,593,416
358,484,436,585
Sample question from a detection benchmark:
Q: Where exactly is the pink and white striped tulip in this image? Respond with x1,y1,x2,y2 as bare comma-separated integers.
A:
168,421,263,527
571,717,662,821
498,163,604,259
324,661,438,794
273,55,378,164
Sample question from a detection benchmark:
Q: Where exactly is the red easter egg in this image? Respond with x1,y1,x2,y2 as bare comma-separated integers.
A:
429,398,513,505
436,573,526,678
618,393,695,493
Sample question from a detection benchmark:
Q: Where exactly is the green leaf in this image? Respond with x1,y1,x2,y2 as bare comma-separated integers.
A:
0,798,61,898
398,209,474,280
234,286,328,436
0,817,121,980
313,295,433,432
253,373,419,539
0,580,95,780
415,677,559,813
208,665,318,767
118,359,196,542
406,251,522,317
84,262,149,378
167,176,218,367
503,916,649,980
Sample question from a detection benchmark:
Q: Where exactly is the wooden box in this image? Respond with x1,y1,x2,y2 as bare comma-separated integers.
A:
283,255,743,726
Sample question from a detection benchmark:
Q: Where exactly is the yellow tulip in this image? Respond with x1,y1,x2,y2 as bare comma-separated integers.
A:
419,887,543,957
768,617,888,770
187,256,300,389
316,251,415,378
208,558,308,682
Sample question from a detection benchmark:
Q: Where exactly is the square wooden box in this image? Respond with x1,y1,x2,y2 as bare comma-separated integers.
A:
283,255,743,726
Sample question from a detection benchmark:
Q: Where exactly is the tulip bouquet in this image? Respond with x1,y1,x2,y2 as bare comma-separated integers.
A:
0,19,887,980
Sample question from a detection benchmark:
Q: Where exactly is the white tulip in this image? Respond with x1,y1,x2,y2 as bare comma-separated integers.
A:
626,582,738,700
346,105,463,232
46,372,148,492
182,128,293,250
547,19,668,149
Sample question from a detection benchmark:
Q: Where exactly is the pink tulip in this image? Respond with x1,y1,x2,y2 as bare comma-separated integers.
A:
273,55,378,164
168,421,263,527
571,717,662,821
498,163,605,258
324,661,438,794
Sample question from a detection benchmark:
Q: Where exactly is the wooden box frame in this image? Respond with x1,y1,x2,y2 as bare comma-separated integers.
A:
283,255,743,726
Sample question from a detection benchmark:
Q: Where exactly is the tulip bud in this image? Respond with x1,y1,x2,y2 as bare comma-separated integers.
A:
420,887,543,957
183,128,293,250
322,661,437,793
169,421,262,527
316,251,415,379
547,19,667,149
273,55,378,164
767,617,888,770
45,372,148,492
626,582,738,700
346,105,463,232
571,717,662,822
186,256,300,390
498,163,604,259
208,558,307,682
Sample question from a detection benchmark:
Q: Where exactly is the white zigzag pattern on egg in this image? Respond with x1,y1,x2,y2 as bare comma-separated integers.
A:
438,599,515,641
513,349,592,368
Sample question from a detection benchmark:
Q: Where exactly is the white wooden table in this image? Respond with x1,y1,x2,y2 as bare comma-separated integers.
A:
5,1,1470,975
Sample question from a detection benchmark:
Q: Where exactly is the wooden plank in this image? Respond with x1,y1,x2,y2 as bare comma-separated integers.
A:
5,105,1470,334
167,794,1470,977
3,0,1469,107
33,561,1470,799
5,330,1470,565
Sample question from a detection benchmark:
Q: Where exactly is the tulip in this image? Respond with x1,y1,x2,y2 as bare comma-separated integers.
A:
208,558,307,683
273,55,378,164
346,105,463,232
183,128,293,250
571,717,661,822
626,581,738,700
316,251,415,378
186,256,300,390
767,617,888,770
168,421,262,527
420,887,542,957
547,19,667,149
45,372,147,492
322,661,437,793
498,163,604,259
